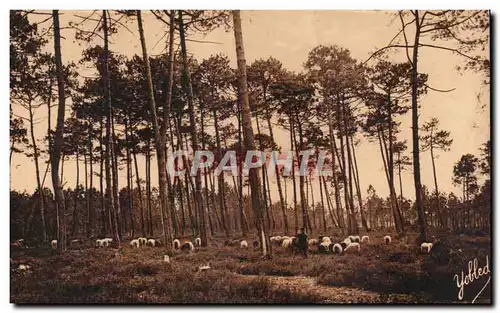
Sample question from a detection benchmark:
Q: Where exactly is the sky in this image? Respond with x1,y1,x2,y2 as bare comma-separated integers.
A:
10,10,490,202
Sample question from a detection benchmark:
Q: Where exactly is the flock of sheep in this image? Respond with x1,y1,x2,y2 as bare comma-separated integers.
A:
270,234,435,255
39,233,436,256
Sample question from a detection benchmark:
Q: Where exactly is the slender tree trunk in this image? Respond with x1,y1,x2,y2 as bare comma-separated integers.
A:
319,169,327,233
289,117,299,233
27,98,47,241
410,10,427,241
233,10,271,256
328,109,344,229
51,10,67,250
102,10,119,244
351,138,369,232
99,116,105,235
212,109,229,237
178,11,208,246
87,119,94,237
430,143,442,227
132,149,145,236
236,100,248,235
72,149,80,236
265,105,288,233
136,10,172,250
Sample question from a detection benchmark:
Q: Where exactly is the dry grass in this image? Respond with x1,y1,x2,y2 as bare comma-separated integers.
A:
10,231,491,304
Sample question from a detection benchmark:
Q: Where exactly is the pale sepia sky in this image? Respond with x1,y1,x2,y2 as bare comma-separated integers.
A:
11,10,490,202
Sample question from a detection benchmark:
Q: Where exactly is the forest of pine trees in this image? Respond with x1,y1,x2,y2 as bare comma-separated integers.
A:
10,10,490,255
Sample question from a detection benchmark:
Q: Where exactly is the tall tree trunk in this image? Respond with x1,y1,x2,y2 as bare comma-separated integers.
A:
110,111,122,238
132,149,145,236
27,98,47,241
351,137,369,232
87,119,94,237
212,109,229,237
410,10,427,241
72,149,80,236
318,168,327,233
328,109,344,229
102,10,119,244
51,10,67,250
99,116,105,235
289,117,299,234
136,10,172,250
265,106,288,233
430,142,442,227
146,146,153,235
178,11,208,246
125,120,134,237
236,100,248,235
233,10,271,256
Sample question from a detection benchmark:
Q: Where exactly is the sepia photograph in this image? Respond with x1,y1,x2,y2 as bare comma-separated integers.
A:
9,7,491,304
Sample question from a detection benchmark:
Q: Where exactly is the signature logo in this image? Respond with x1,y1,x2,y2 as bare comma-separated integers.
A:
453,255,491,303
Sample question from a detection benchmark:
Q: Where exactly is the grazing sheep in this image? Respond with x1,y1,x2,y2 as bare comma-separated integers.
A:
343,237,352,245
138,237,147,246
352,236,361,243
103,238,113,247
173,239,181,250
339,241,348,250
274,236,282,242
18,264,31,271
147,239,156,247
194,237,202,247
51,240,57,249
384,235,392,244
282,238,292,249
321,236,332,244
344,242,361,254
348,235,355,242
198,263,211,272
240,240,248,248
164,255,171,263
270,236,280,245
361,235,369,243
181,241,195,252
318,242,330,253
95,239,104,248
421,242,434,254
130,239,140,248
308,239,319,246
332,243,343,254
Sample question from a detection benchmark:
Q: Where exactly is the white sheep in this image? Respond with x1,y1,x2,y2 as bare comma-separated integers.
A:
321,236,332,244
164,255,171,263
240,240,248,248
384,235,392,244
130,239,140,248
332,243,343,254
18,264,31,271
361,235,369,243
173,239,181,250
420,242,434,254
147,239,156,247
95,239,103,248
352,236,361,243
181,241,195,252
344,242,361,254
194,237,202,247
103,238,113,247
51,239,57,249
318,242,330,253
274,236,282,242
343,237,352,245
282,238,292,249
138,237,147,246
308,238,319,246
348,235,355,242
